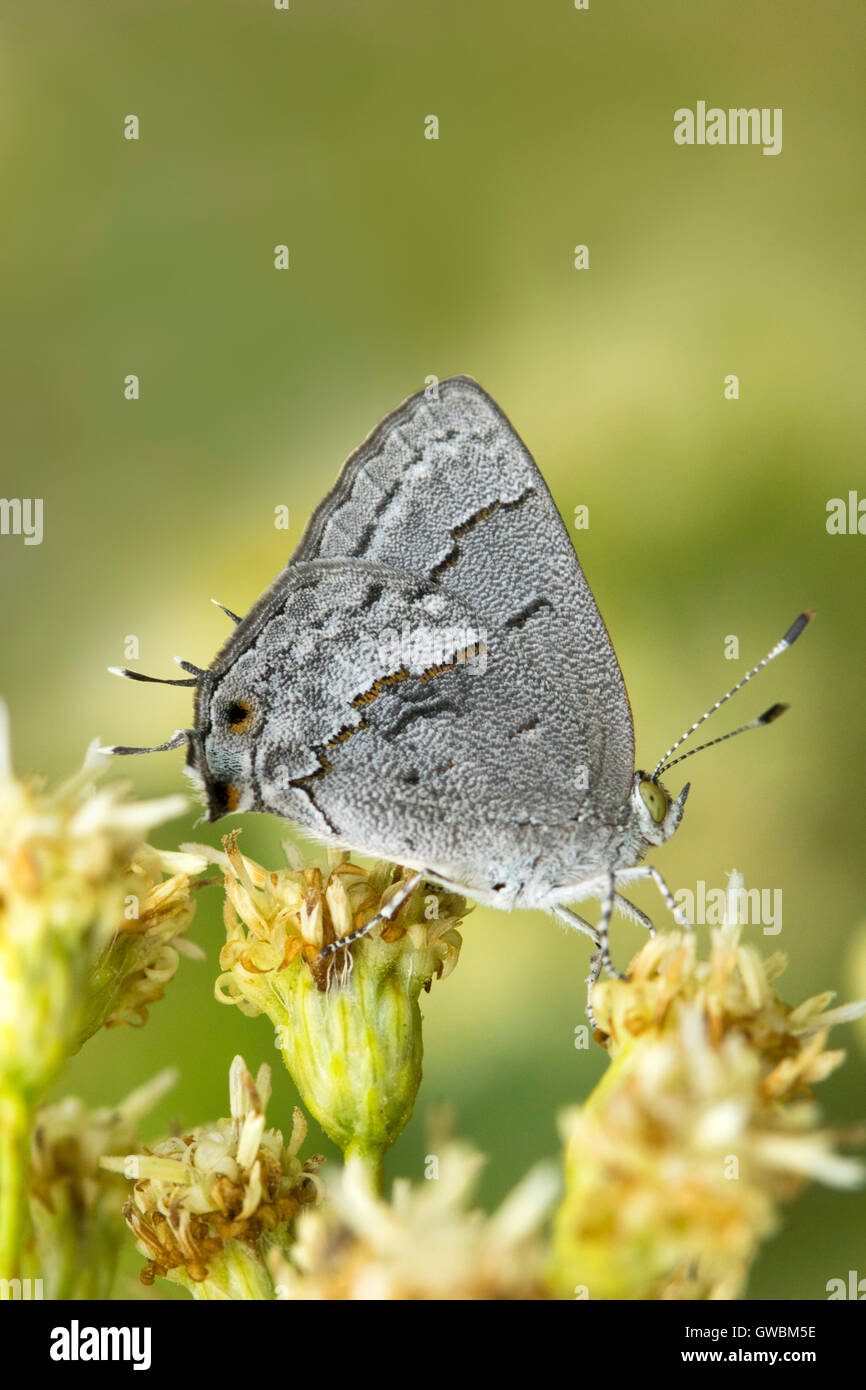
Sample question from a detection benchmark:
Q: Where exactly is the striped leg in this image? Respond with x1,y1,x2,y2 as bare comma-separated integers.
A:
596,873,624,981
557,877,622,1030
615,865,691,928
614,893,656,937
585,948,605,1032
553,903,602,948
316,869,424,972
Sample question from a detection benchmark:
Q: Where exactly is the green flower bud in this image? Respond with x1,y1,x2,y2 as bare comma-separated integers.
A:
196,835,467,1179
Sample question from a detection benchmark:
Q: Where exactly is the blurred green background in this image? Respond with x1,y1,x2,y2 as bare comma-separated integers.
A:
1,0,864,1298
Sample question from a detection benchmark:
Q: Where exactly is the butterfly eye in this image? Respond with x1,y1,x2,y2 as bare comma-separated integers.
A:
639,779,667,824
224,700,252,732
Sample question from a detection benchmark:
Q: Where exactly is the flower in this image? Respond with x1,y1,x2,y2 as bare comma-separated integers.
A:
102,1055,322,1298
269,1140,559,1300
74,843,208,1046
26,1070,177,1299
0,706,205,1098
191,833,467,1174
550,876,866,1300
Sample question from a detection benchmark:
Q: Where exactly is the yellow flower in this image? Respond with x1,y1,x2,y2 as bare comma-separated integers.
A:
75,843,207,1044
0,707,204,1098
550,878,865,1301
192,833,467,1179
102,1055,322,1299
269,1141,558,1300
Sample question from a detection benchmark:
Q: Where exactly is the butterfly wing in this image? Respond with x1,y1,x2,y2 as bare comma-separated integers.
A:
290,376,634,817
198,559,619,899
196,378,635,890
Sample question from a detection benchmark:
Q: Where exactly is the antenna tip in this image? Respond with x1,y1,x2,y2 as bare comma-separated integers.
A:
211,598,242,625
758,702,789,725
783,611,817,647
107,666,128,679
781,611,815,648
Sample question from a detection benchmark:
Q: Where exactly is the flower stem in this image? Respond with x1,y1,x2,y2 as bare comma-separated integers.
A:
344,1140,386,1196
0,1088,31,1282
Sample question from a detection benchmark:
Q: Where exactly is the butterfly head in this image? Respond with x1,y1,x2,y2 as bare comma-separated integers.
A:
629,771,689,848
183,663,264,821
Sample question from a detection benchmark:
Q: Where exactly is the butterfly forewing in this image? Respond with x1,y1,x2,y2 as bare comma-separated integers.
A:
290,376,635,815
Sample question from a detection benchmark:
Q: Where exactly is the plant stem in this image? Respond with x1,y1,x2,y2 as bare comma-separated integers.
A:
344,1140,386,1195
0,1088,31,1282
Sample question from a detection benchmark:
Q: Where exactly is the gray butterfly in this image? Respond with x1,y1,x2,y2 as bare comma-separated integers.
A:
108,376,811,1017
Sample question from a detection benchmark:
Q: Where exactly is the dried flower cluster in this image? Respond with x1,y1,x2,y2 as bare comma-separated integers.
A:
0,710,205,1283
0,714,204,1098
551,882,865,1300
1,706,863,1302
102,1056,322,1298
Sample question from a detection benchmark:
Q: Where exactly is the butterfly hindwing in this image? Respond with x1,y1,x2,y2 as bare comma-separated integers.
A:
198,557,619,895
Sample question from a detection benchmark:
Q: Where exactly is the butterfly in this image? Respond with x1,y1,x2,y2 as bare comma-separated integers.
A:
108,376,811,1017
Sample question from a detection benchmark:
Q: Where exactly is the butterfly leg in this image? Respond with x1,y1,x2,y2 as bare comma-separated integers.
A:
597,872,627,981
616,865,691,928
585,948,604,1031
555,880,624,1028
614,893,656,937
553,903,602,948
316,869,425,971
577,876,623,1031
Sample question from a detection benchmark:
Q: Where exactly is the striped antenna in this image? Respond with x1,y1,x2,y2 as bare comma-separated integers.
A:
107,666,198,688
211,598,241,624
100,730,189,756
652,611,814,781
173,657,207,677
